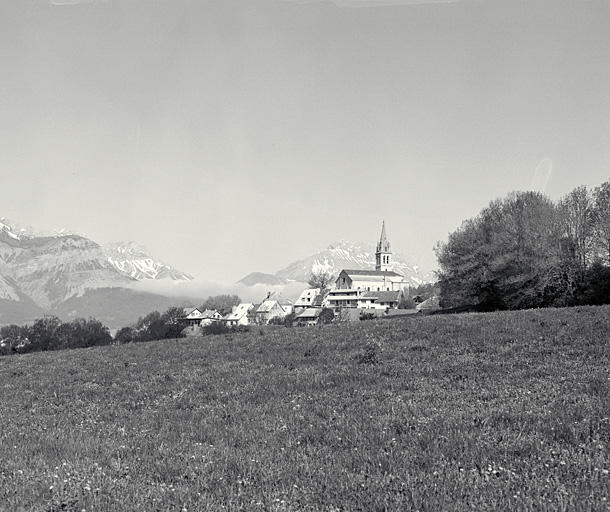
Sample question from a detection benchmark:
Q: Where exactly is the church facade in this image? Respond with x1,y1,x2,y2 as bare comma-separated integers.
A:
326,222,407,310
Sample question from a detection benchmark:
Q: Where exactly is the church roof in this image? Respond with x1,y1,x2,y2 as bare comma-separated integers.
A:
339,269,403,278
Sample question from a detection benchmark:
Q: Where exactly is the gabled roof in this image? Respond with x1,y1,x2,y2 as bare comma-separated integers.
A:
362,290,401,302
263,291,293,306
201,309,221,318
296,308,322,319
294,288,320,306
257,300,285,313
224,303,253,321
183,307,203,317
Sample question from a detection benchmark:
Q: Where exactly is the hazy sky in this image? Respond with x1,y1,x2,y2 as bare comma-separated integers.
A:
2,0,610,284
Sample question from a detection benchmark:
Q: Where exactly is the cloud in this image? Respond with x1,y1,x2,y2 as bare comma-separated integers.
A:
129,278,308,305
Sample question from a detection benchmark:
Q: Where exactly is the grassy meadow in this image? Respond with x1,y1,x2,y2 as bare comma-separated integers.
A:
1,307,609,511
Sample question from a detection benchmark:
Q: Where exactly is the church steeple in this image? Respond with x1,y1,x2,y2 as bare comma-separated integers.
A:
375,220,392,271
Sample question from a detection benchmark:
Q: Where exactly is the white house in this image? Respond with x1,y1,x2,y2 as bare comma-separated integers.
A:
249,292,293,325
293,288,321,314
223,303,254,327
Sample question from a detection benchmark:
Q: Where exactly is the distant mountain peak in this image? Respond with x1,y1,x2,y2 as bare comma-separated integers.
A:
239,239,435,287
104,241,194,281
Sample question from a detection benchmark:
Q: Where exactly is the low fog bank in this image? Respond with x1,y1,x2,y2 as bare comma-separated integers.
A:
129,279,309,306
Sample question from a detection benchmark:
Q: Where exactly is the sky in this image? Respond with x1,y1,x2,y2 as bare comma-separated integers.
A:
1,0,610,286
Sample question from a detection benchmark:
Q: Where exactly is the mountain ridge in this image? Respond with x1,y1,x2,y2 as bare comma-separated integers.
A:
239,239,435,287
0,217,194,326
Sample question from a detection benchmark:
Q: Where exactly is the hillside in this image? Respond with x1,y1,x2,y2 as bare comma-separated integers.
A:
1,306,608,510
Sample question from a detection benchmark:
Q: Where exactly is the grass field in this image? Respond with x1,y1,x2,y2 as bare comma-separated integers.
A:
1,306,609,511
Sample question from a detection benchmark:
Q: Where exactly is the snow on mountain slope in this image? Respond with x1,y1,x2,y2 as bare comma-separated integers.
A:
0,217,194,317
241,240,435,287
104,242,194,281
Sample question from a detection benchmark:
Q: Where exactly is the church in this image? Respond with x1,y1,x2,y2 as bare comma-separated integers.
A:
326,222,407,310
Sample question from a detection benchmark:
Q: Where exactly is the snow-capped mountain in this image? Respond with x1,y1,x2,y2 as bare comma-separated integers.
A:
239,240,436,287
104,242,194,281
0,217,194,324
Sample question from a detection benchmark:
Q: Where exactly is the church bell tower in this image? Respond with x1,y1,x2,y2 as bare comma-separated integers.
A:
375,221,392,272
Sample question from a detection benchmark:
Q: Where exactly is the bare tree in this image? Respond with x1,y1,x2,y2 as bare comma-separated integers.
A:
308,270,333,291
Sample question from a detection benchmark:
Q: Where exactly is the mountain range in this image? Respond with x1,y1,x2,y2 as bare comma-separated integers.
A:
1,216,436,328
238,240,435,288
0,218,193,327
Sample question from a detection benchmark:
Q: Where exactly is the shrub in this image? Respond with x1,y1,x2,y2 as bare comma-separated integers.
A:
202,322,230,336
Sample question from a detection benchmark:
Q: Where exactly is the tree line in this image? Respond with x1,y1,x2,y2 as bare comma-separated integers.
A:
0,295,245,356
435,180,610,310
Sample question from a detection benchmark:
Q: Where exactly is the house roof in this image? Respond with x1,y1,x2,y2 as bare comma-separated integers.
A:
183,307,202,317
263,291,293,306
362,291,401,302
296,308,322,319
224,303,253,321
201,309,221,318
294,288,320,306
257,300,285,313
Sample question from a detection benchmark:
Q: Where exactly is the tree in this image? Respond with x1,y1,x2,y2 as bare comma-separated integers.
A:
436,191,567,310
593,180,610,263
0,324,29,354
161,306,186,339
558,185,594,284
318,307,335,324
24,316,62,353
200,295,241,316
308,270,333,291
114,326,135,344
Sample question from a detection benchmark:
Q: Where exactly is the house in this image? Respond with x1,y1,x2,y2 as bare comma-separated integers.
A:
295,307,323,327
326,222,407,313
179,308,222,328
199,309,222,326
223,303,254,327
293,288,321,314
249,292,293,325
179,307,205,327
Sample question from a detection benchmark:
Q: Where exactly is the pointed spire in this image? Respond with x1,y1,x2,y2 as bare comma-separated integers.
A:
377,220,390,253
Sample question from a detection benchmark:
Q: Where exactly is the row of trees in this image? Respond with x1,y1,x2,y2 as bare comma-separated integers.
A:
0,316,113,355
435,180,610,310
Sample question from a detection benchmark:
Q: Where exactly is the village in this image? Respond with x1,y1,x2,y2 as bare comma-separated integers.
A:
178,222,439,332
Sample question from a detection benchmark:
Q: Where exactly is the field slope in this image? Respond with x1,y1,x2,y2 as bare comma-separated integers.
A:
1,307,609,510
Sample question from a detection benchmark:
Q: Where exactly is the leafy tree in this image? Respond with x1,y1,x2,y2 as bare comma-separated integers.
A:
114,326,135,344
593,180,610,263
558,185,595,284
398,295,417,309
161,306,186,339
200,295,241,316
436,191,567,310
308,270,333,291
0,324,29,354
24,316,62,353
318,307,335,324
